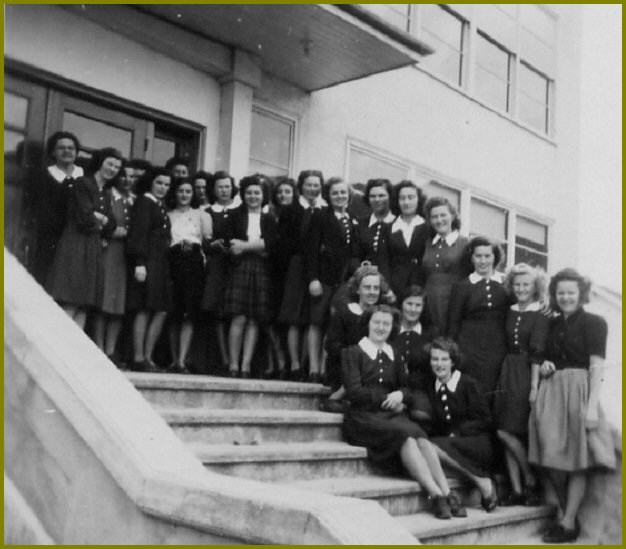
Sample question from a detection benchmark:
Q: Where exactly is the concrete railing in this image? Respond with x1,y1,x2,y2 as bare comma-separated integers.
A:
4,249,417,545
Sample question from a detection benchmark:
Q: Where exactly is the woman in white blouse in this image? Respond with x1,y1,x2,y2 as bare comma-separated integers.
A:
167,178,212,373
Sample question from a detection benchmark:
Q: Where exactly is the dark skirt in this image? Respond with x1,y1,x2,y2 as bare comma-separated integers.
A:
277,254,309,325
101,239,127,316
493,352,532,438
201,252,229,318
46,227,104,308
343,408,426,473
432,432,495,478
126,246,173,313
170,244,204,321
224,253,271,322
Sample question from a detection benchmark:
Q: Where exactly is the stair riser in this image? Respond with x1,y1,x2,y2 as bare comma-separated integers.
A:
204,458,377,482
420,516,546,545
171,423,342,444
139,389,323,410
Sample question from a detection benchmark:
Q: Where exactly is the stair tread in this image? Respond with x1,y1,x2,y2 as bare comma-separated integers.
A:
127,372,329,394
190,440,368,462
396,504,552,539
283,475,467,498
157,407,343,424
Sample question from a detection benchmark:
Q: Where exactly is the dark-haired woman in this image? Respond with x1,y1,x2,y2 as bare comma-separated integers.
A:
126,168,173,372
192,170,212,208
277,169,326,380
201,171,240,369
307,177,362,382
47,147,122,330
425,337,498,513
342,306,465,520
224,175,278,378
33,131,84,285
93,165,135,365
166,178,212,373
529,269,615,543
385,180,429,298
422,197,470,334
447,236,508,403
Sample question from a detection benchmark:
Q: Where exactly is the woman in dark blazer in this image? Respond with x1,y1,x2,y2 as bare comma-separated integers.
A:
383,180,429,298
224,175,278,378
306,177,362,382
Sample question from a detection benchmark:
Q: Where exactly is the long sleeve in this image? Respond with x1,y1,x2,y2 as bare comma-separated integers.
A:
447,280,466,338
100,188,117,238
325,310,350,358
458,376,492,435
306,210,323,282
342,347,388,411
126,197,151,267
200,209,213,240
73,178,99,233
528,311,549,364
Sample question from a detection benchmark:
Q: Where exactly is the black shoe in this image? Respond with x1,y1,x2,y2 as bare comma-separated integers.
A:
500,491,525,506
229,370,240,378
447,490,467,518
240,371,251,379
308,372,322,384
480,479,498,512
143,359,164,373
130,360,146,372
432,495,452,519
542,523,579,543
523,485,542,507
289,369,303,382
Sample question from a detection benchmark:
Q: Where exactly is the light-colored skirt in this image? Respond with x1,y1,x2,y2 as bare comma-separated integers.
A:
528,368,615,472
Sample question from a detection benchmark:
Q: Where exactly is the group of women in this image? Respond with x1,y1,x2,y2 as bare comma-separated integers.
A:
34,133,615,542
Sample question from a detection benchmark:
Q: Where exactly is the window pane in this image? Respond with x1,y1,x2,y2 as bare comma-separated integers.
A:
422,180,461,211
5,93,29,130
520,27,556,76
250,109,292,173
474,4,517,51
249,158,288,178
470,198,507,242
475,34,510,111
4,129,25,155
420,6,464,85
348,148,409,185
153,137,176,167
516,216,547,247
362,4,410,31
519,5,556,76
63,111,132,158
515,247,548,270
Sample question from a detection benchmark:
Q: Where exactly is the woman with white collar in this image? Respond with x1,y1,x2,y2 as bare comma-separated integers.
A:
126,168,173,372
493,263,549,506
93,165,135,366
342,306,465,520
384,180,430,298
33,131,84,285
422,197,470,334
447,236,509,403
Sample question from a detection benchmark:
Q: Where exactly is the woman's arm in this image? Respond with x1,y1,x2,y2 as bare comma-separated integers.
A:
446,280,465,338
342,347,387,411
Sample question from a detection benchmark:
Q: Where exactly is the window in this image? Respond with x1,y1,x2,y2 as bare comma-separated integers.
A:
422,180,461,211
474,32,511,113
470,198,508,268
63,111,134,161
515,216,548,269
518,63,550,133
348,145,410,189
419,5,466,86
249,107,294,177
519,4,556,76
362,4,411,32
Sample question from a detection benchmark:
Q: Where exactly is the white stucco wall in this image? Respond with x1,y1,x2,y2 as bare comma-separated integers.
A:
5,4,221,170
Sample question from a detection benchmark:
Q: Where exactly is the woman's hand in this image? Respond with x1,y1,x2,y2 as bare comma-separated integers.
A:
94,211,108,226
381,390,403,410
309,280,323,297
585,404,599,430
539,360,556,378
112,227,127,238
134,266,147,283
229,239,246,256
210,239,228,251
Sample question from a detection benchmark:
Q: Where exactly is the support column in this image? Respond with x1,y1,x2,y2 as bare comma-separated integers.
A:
216,50,261,181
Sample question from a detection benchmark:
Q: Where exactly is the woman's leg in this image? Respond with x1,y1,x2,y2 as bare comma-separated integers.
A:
307,325,322,376
560,472,586,530
268,325,286,374
400,438,445,497
498,430,536,492
434,446,494,499
241,319,259,376
216,320,230,366
287,325,301,373
228,315,246,374
178,319,194,367
168,321,179,366
104,316,123,357
132,311,149,362
417,438,451,495
145,312,167,362
93,313,106,351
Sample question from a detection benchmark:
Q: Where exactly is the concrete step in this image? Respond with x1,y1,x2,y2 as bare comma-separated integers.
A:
127,372,329,410
190,441,378,482
158,407,343,444
283,475,481,517
396,504,552,544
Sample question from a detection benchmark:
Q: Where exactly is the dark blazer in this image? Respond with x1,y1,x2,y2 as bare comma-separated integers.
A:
306,207,362,286
223,206,278,254
384,221,430,295
357,215,391,283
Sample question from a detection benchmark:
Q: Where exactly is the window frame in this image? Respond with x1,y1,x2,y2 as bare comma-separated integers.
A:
249,103,297,177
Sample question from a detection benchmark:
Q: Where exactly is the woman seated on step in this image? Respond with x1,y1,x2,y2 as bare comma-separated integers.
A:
423,337,498,513
341,304,467,520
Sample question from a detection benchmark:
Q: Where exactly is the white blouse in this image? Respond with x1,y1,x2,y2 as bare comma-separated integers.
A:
247,212,262,241
168,207,213,246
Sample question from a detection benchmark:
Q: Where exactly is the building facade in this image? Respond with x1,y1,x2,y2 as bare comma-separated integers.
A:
5,4,582,276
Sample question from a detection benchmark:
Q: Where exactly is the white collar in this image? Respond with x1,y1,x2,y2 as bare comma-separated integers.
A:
48,164,83,183
299,195,326,209
469,272,503,284
347,302,364,315
368,212,395,227
511,301,541,312
210,201,239,212
111,187,133,202
435,369,461,393
391,214,425,233
399,322,422,335
432,230,460,246
334,210,349,220
358,337,394,361
145,192,158,203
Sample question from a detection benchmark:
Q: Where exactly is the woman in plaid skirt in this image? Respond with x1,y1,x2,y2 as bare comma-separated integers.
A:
224,175,278,378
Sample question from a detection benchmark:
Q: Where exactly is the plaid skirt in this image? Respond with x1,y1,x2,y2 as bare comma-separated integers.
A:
224,253,271,322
